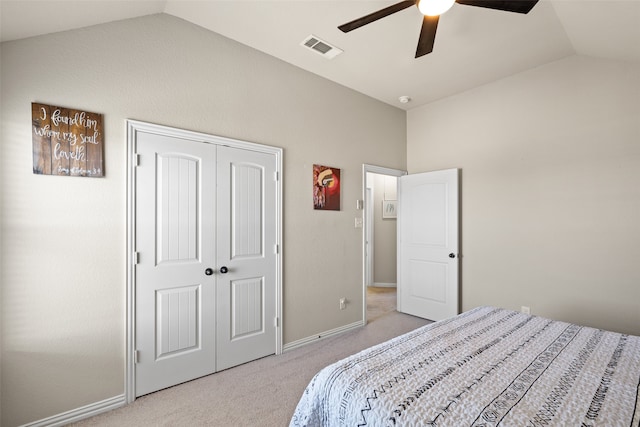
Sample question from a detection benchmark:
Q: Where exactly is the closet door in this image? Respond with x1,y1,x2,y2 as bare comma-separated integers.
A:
135,132,217,397
215,146,278,371
133,125,280,397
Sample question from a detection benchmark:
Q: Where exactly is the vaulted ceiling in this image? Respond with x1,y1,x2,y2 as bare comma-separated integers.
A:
2,0,638,109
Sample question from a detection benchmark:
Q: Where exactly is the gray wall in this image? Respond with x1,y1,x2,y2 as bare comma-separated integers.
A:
0,14,406,426
408,55,640,336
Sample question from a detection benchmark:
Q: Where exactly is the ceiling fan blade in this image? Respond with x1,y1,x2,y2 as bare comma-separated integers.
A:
455,0,539,14
415,15,439,58
338,0,416,33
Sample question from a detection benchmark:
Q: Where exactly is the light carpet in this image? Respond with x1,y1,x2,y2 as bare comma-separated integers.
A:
72,289,429,426
366,286,398,322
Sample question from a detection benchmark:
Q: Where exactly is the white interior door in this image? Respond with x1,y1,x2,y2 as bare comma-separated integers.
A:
215,146,277,371
135,133,217,396
397,168,459,321
133,128,279,396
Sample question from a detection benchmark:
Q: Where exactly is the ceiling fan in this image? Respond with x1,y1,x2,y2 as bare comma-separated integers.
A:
338,0,539,58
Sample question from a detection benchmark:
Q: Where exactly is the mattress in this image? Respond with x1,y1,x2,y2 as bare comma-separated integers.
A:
290,306,640,426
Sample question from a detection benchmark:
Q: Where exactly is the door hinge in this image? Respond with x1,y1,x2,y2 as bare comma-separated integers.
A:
274,171,279,181
134,153,141,166
274,317,279,327
134,350,140,364
274,244,279,254
133,252,140,265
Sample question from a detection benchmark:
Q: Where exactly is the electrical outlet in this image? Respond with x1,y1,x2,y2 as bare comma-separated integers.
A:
521,306,531,315
339,298,346,310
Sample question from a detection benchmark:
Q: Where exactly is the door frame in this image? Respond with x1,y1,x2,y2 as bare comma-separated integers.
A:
364,187,373,288
126,120,283,403
361,164,406,324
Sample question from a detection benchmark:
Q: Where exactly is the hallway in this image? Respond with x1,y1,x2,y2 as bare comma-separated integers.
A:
367,286,397,322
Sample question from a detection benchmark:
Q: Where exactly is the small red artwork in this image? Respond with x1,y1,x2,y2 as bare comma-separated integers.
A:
313,164,340,211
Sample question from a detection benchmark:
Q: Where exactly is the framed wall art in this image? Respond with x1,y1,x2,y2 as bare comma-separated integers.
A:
382,200,397,219
31,102,104,177
313,164,340,211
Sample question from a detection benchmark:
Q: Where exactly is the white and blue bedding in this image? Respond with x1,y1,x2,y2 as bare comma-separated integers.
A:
291,306,640,426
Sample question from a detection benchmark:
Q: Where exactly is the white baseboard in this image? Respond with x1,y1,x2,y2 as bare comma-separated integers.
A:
370,282,397,288
283,320,364,352
19,319,364,425
19,321,370,425
21,394,126,427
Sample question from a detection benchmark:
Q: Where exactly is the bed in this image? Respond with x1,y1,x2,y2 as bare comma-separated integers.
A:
290,306,640,426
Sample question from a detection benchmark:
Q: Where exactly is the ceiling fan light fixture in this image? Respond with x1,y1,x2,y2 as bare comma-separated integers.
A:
418,0,455,16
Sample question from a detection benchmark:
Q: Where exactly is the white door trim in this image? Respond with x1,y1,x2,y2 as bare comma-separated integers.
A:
365,187,373,288
361,164,406,325
126,120,283,403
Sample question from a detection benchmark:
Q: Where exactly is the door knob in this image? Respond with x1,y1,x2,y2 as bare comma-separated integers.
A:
205,268,214,276
449,253,456,258
219,266,229,274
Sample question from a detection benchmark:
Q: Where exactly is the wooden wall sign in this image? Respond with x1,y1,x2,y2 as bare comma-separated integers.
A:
31,102,104,177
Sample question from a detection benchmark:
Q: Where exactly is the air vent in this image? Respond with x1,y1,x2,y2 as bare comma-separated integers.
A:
301,35,343,59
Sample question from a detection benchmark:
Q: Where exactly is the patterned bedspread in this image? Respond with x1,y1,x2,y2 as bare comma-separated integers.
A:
290,306,640,426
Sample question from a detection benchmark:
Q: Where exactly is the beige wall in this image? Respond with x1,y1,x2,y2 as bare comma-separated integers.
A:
0,14,406,426
408,55,640,336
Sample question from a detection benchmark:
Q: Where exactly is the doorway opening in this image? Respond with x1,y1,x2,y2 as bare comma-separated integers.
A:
362,165,406,324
